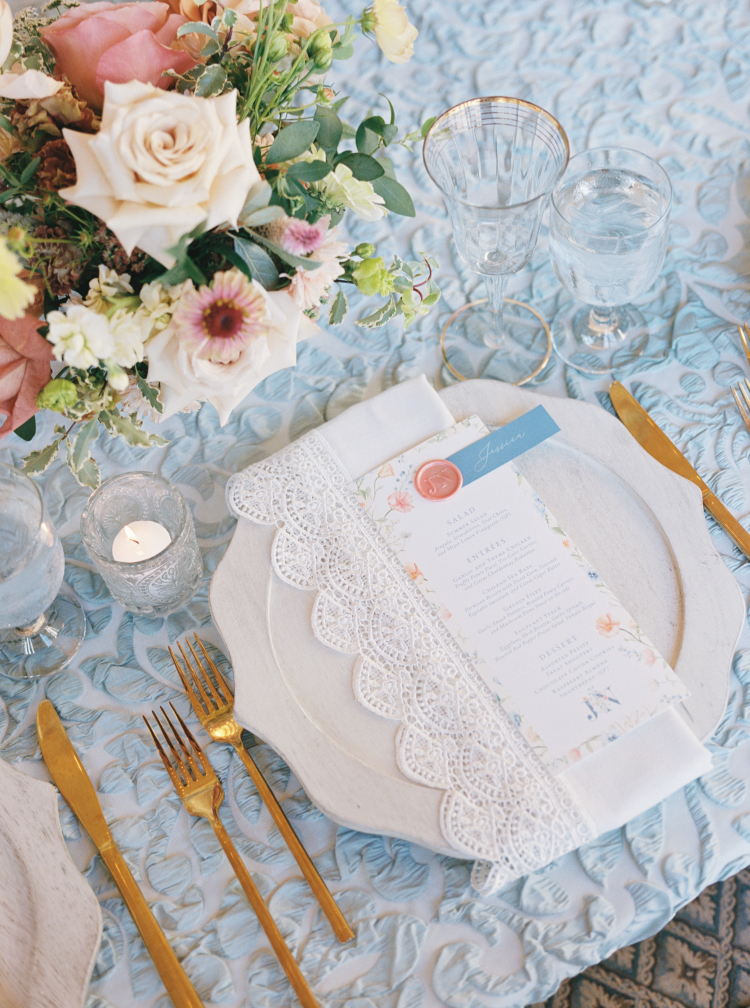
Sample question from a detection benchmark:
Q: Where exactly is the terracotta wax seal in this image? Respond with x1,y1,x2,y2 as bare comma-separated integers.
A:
414,459,463,501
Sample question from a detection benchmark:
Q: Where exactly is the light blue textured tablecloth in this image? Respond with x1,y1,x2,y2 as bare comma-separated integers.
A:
5,1,750,1005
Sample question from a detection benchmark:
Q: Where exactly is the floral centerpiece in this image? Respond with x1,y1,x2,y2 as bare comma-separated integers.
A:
0,0,439,486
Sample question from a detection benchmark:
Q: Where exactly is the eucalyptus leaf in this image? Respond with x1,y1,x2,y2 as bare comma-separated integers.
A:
371,176,415,216
239,181,272,221
233,236,280,289
328,288,348,324
195,64,227,97
240,205,285,226
13,415,35,441
249,231,321,271
356,116,385,155
421,115,437,137
314,107,342,150
336,152,384,181
265,119,319,164
286,160,332,182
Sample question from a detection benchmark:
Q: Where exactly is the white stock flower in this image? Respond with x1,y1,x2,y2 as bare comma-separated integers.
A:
84,265,134,312
135,280,189,339
108,309,145,369
287,229,347,310
60,81,260,267
46,304,115,370
46,302,145,387
146,288,319,424
367,0,418,63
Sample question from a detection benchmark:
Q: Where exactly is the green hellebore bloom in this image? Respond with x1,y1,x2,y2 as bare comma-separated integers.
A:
352,256,394,297
36,378,78,413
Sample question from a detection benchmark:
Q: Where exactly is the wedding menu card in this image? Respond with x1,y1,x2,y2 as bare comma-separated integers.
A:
351,414,690,773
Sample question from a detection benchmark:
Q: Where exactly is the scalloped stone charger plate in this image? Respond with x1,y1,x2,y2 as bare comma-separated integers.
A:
210,379,745,857
0,755,102,1008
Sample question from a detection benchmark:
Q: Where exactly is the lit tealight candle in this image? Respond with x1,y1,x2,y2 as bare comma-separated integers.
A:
112,521,172,563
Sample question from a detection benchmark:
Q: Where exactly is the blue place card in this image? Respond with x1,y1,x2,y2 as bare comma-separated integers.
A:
446,405,560,486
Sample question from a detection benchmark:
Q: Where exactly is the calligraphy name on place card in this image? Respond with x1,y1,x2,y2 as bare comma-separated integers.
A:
350,413,689,773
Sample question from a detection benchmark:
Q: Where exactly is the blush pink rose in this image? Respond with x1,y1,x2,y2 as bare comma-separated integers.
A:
41,2,197,111
0,315,53,438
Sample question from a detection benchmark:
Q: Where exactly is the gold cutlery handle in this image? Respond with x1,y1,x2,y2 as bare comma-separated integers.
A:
703,490,750,561
209,816,319,1008
100,844,203,1008
233,741,354,943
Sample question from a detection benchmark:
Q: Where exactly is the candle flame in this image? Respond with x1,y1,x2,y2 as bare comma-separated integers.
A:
123,525,140,545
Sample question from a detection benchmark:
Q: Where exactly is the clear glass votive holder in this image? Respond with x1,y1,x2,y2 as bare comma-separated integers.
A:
80,472,202,616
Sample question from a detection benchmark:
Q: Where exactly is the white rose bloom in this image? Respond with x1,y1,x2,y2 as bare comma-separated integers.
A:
146,289,319,424
368,0,418,63
0,0,12,67
0,69,63,99
46,304,115,370
60,81,261,268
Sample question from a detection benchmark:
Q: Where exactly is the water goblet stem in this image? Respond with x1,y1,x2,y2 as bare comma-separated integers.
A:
484,275,508,349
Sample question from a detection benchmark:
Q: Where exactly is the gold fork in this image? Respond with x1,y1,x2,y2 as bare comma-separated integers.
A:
739,324,750,369
170,636,354,944
732,378,750,435
144,705,319,1008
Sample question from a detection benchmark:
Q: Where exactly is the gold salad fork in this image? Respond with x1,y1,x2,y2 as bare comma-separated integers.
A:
170,636,354,944
732,378,750,435
739,323,750,369
144,705,319,1008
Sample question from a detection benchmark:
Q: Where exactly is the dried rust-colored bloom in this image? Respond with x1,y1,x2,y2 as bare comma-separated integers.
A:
36,138,77,191
30,224,84,297
93,226,151,276
10,80,98,154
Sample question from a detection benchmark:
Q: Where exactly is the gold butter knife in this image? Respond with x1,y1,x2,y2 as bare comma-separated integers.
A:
36,700,203,1008
609,380,750,560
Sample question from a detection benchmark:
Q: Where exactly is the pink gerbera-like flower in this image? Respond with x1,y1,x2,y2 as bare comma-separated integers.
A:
170,269,269,364
388,490,414,513
279,217,328,256
596,613,620,638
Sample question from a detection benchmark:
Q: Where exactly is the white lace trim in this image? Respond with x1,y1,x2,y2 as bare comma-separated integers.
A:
227,430,596,893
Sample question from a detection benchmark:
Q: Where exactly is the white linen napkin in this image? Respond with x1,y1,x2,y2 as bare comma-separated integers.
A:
313,374,712,836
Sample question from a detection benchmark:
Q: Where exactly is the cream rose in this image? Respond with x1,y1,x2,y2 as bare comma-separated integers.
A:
146,287,318,423
0,0,12,68
367,0,418,63
60,80,260,267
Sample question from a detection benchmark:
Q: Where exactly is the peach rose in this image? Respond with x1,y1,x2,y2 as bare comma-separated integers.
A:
41,2,197,111
0,315,53,437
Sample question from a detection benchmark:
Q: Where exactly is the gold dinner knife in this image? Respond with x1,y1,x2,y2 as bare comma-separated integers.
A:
609,380,750,560
36,700,203,1008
